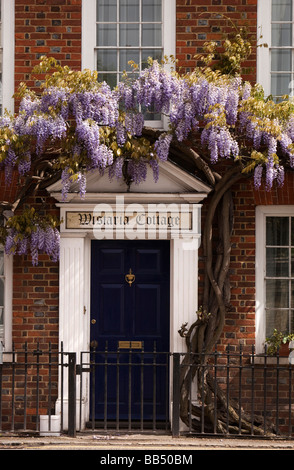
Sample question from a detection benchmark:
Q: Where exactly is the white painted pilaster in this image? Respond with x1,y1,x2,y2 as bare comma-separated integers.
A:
56,235,90,429
58,236,88,353
170,238,199,353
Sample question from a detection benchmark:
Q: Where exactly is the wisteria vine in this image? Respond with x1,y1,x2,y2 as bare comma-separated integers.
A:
0,208,60,266
1,54,294,264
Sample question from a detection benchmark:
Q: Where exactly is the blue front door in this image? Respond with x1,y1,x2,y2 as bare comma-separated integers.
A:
90,240,170,422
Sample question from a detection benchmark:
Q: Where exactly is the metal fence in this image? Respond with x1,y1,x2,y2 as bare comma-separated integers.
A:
80,344,170,433
0,342,294,439
0,342,76,436
172,346,294,439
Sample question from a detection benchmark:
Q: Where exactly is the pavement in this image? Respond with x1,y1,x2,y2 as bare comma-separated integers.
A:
1,431,294,452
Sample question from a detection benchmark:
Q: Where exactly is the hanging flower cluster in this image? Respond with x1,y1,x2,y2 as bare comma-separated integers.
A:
1,52,294,264
0,208,60,266
0,61,119,199
238,86,294,189
3,57,294,199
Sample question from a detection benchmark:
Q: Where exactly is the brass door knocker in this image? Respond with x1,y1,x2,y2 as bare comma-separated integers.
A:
125,268,135,287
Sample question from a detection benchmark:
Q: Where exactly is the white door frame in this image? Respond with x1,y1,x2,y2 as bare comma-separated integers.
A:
49,164,211,429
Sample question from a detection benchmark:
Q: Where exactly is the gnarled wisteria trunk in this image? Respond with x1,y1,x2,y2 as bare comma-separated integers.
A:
1,46,294,435
176,167,276,435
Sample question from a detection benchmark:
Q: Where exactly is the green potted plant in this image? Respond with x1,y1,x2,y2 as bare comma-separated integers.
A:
265,329,294,356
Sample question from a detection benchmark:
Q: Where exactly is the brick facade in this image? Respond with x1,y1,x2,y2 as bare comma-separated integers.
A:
14,0,82,107
176,0,258,82
9,0,264,352
12,193,60,350
2,0,294,435
10,0,82,349
8,0,293,351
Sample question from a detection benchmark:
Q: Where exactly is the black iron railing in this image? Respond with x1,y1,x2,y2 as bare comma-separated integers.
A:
172,346,294,438
0,343,294,439
80,343,170,433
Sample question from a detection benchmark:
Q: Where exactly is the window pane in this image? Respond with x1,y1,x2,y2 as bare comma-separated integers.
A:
272,0,292,21
97,49,117,71
119,0,139,22
266,247,289,276
266,279,289,308
142,48,162,68
120,24,139,47
266,217,289,245
0,251,3,276
97,0,117,22
0,278,3,307
0,10,2,114
142,107,161,121
142,24,162,46
266,309,290,336
0,307,3,336
291,217,294,245
271,73,292,97
119,49,140,71
272,24,292,47
0,70,2,114
97,24,117,46
271,49,292,72
142,0,162,22
291,248,294,276
291,281,294,308
119,71,139,84
98,73,118,89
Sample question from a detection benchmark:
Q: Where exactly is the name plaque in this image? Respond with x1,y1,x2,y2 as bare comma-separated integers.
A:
65,210,193,231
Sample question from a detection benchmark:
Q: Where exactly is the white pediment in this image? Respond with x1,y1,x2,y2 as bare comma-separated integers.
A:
48,159,211,204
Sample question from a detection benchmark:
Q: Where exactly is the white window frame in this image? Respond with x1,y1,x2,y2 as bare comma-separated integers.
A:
1,0,15,114
0,0,14,352
0,250,13,351
82,0,176,129
256,205,294,353
257,0,294,99
257,0,271,97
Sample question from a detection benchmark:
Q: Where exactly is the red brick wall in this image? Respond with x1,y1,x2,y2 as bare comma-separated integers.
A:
12,193,60,350
200,171,294,354
14,0,82,102
197,176,257,354
1,0,294,435
10,0,82,349
9,0,280,352
10,0,292,354
176,0,258,82
224,179,257,351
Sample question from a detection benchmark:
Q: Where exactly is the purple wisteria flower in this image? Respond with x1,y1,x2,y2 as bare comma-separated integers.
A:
109,157,124,181
125,112,144,136
127,159,147,185
254,165,263,189
201,126,239,163
154,134,172,161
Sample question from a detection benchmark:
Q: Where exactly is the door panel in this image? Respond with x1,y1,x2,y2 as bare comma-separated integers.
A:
99,284,124,336
134,284,160,336
90,240,170,422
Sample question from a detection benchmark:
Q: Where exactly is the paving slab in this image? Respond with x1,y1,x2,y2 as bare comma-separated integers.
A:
1,432,294,451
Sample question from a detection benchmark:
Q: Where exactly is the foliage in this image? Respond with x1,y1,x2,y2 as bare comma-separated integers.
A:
0,207,60,265
265,329,294,356
1,24,293,436
1,31,294,263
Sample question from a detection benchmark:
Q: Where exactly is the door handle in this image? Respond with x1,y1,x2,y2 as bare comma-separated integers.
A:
91,319,96,325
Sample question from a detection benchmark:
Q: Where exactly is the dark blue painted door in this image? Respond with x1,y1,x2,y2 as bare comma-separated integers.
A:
90,240,170,422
